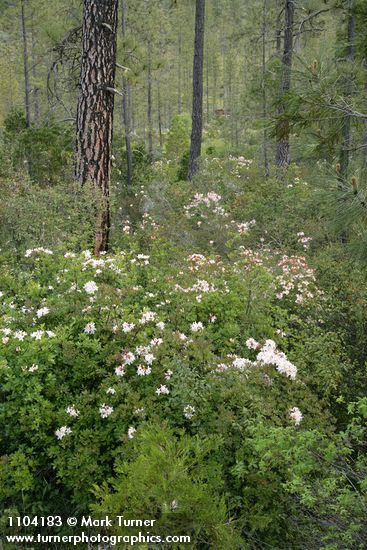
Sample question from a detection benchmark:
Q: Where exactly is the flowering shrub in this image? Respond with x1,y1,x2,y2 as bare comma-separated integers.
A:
0,158,366,548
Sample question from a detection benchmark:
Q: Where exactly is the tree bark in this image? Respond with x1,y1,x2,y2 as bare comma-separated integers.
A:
147,46,153,158
206,41,210,123
262,0,270,177
121,0,132,186
187,0,205,181
30,10,40,125
338,0,355,186
21,0,31,128
157,80,163,148
177,25,182,114
362,62,367,170
275,0,294,170
275,0,283,57
75,0,119,255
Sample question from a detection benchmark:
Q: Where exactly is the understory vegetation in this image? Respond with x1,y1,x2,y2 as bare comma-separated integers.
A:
1,151,367,549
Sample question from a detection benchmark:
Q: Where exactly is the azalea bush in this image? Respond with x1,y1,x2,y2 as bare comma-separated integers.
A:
0,215,366,548
0,157,366,548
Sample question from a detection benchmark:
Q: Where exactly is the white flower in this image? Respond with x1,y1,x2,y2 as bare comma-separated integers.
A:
55,426,72,440
216,363,229,372
136,345,150,356
83,281,98,295
156,321,165,330
128,426,136,439
140,311,157,324
46,330,55,338
115,365,126,376
122,322,135,333
84,322,96,334
232,357,252,370
183,405,196,419
256,340,297,380
36,307,49,318
246,338,259,350
164,370,173,380
106,387,116,395
150,337,163,347
2,328,11,336
25,247,53,258
28,363,38,372
99,404,113,418
137,365,151,376
289,407,303,426
14,330,27,341
171,500,178,510
144,353,155,365
66,405,80,417
2,337,9,344
190,321,203,333
121,351,136,365
156,384,169,395
31,330,44,340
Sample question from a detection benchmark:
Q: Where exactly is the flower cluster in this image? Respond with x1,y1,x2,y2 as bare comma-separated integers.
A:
289,406,303,426
297,232,312,250
275,255,317,304
99,404,113,418
254,339,297,380
236,219,256,234
25,247,53,257
184,192,228,219
229,155,253,178
55,426,72,440
84,281,98,295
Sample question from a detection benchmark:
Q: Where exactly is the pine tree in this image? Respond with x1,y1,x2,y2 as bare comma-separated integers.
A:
188,0,205,181
75,0,119,255
275,0,294,170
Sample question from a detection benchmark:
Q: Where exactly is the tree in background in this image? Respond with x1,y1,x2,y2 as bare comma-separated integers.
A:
188,0,205,181
75,0,119,255
275,0,294,170
121,0,132,186
338,0,355,187
20,0,30,128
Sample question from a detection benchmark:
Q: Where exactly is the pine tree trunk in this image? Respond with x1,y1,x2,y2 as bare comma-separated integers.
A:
75,0,118,255
206,44,210,123
338,1,355,187
157,80,163,148
275,0,282,57
275,0,294,170
362,65,367,169
262,0,270,177
30,11,40,125
177,26,182,114
147,47,153,158
21,0,31,128
121,0,132,186
188,0,205,181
